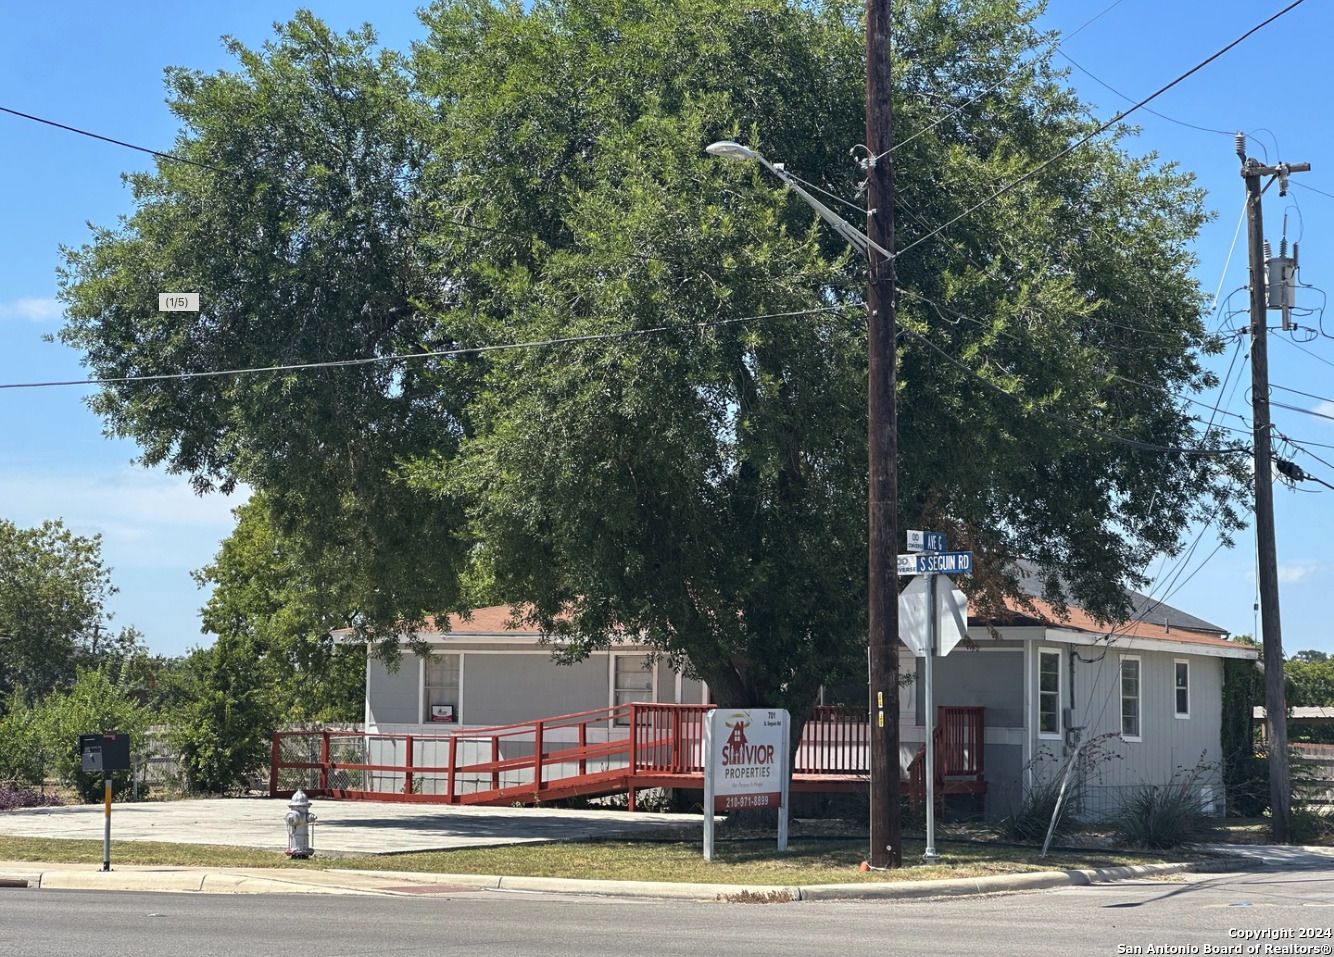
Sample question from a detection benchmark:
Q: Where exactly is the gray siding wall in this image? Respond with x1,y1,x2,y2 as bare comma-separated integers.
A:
366,643,706,730
915,647,1025,728
464,653,608,727
1034,645,1225,819
367,656,420,727
985,743,1025,819
680,676,706,704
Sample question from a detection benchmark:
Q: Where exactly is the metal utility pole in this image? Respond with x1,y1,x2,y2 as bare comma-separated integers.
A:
1239,133,1309,844
865,0,900,870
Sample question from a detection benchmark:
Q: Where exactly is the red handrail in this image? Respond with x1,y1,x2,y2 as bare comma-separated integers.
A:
270,702,890,806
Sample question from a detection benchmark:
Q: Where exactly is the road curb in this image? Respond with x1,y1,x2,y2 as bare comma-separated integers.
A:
0,854,1262,900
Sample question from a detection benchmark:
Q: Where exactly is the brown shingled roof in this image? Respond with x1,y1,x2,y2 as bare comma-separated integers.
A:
997,594,1237,650
420,605,534,636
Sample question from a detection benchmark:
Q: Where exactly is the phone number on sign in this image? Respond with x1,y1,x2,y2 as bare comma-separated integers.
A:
720,793,777,810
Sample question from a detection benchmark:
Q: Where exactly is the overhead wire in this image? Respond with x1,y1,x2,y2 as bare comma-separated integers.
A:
900,325,1251,456
886,0,1133,158
0,305,843,391
1054,50,1234,137
894,0,1311,262
895,284,1255,435
0,104,234,175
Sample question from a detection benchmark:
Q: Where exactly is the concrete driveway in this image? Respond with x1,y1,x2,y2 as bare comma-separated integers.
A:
0,796,701,856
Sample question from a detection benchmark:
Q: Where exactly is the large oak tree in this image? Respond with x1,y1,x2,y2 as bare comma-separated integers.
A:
58,0,1246,717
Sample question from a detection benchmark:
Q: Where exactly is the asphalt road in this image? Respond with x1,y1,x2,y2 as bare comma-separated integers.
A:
6,863,1334,957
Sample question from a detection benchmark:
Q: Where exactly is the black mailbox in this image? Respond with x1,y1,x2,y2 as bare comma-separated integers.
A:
79,734,131,774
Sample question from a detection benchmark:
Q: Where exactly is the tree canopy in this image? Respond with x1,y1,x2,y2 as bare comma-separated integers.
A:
193,495,365,723
0,518,136,702
58,0,1246,713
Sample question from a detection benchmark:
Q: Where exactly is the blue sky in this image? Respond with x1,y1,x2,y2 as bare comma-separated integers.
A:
2,0,1332,658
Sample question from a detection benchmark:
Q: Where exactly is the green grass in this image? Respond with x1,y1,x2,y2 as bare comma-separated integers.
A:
0,833,1189,886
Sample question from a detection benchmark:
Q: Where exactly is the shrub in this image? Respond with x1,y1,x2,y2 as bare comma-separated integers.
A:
1290,805,1334,844
1225,753,1269,818
33,667,150,803
167,635,276,795
997,775,1076,843
0,694,46,787
0,785,65,810
1110,768,1224,850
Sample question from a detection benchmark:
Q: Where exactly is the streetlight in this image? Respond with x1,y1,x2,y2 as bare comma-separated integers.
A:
704,142,891,259
707,138,901,869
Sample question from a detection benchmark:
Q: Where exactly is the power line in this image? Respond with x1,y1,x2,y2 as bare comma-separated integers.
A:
1055,50,1234,136
1292,181,1334,202
895,0,1310,261
0,104,234,175
887,0,1132,158
902,326,1251,456
896,285,1255,432
1270,382,1334,406
0,306,842,391
1273,334,1334,371
1271,400,1334,424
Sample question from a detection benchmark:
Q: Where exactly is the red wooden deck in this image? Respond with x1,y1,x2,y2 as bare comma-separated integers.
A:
269,703,983,810
907,706,987,812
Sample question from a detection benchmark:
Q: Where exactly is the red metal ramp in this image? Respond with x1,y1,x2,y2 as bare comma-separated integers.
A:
270,703,884,808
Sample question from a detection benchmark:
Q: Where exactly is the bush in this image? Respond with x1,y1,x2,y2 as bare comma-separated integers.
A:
0,695,46,787
1110,770,1224,850
1225,753,1269,818
33,667,150,803
167,635,275,795
1290,805,1334,844
0,785,65,810
997,776,1076,843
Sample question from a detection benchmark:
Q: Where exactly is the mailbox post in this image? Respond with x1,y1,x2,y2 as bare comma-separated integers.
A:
79,734,131,872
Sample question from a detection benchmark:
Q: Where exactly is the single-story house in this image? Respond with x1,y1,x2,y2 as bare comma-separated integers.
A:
339,578,1256,819
360,605,709,733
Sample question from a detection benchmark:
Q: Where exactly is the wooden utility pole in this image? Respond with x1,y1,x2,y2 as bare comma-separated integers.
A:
1240,133,1309,844
865,0,900,870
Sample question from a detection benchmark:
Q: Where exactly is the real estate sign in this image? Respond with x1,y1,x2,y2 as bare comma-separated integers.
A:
702,708,790,861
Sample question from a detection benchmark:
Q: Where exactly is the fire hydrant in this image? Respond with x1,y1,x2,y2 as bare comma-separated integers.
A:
284,790,316,859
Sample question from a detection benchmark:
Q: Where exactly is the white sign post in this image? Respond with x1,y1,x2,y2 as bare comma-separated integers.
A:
702,708,790,862
900,532,971,862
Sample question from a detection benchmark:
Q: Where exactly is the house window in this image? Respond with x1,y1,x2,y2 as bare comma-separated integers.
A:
1120,656,1141,740
613,655,653,725
1038,649,1061,737
1174,660,1190,718
424,653,460,723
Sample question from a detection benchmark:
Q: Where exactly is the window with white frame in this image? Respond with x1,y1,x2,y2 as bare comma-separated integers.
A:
424,653,460,723
613,655,654,725
1120,656,1141,739
1174,659,1190,718
1038,649,1062,737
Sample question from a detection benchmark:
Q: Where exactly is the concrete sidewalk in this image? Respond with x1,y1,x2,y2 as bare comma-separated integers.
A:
0,795,701,855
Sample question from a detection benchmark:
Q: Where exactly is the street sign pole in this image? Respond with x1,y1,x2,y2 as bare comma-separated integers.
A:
102,772,112,872
903,532,971,863
924,572,939,862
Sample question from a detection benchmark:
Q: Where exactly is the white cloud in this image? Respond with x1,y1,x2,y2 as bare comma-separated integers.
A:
0,467,249,568
0,297,62,322
1315,400,1334,421
1276,560,1328,585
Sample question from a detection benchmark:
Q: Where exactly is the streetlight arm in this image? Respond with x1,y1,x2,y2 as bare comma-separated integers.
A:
706,141,892,261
